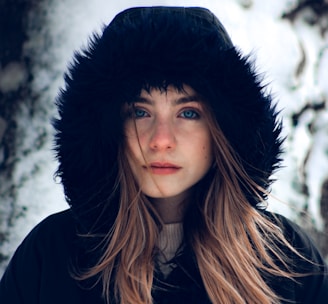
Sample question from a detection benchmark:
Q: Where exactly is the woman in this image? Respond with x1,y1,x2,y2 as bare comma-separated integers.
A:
0,6,327,304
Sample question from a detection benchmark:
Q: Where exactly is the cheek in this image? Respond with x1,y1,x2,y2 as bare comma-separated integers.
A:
124,121,135,141
125,141,140,166
124,124,140,155
124,133,147,169
201,134,213,163
124,121,148,150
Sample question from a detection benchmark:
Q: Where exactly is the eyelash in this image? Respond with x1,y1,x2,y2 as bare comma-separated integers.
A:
133,108,149,118
131,107,200,119
178,109,200,119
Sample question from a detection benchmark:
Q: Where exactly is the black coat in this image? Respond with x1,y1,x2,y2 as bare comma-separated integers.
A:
0,209,327,304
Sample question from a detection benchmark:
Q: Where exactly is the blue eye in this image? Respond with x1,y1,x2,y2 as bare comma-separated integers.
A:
180,109,199,119
134,108,148,118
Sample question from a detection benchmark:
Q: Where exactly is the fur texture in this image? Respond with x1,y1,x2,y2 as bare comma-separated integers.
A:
53,7,283,228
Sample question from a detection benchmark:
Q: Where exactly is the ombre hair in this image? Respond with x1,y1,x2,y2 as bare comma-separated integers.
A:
75,85,305,304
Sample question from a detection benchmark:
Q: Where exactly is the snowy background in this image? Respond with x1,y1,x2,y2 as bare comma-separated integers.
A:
1,0,328,275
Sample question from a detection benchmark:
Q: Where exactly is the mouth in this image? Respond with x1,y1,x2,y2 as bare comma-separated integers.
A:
145,162,182,175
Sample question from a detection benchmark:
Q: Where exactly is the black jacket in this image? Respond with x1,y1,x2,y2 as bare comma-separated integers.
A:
0,209,327,304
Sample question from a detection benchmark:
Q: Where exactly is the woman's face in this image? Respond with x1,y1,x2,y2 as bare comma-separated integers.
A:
124,85,213,202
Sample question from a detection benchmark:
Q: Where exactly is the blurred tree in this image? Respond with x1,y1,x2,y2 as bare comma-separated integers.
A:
0,0,40,265
282,0,328,259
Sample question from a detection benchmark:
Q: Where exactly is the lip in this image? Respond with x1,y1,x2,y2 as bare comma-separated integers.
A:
146,162,182,175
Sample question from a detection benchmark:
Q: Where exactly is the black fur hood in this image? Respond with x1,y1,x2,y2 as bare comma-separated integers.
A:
53,7,283,229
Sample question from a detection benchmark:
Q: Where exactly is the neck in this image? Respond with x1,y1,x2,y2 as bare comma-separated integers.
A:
150,191,190,224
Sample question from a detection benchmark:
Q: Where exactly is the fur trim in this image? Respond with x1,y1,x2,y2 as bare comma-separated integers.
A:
53,7,283,226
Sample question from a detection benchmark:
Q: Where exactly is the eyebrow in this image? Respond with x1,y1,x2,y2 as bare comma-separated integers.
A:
133,94,204,105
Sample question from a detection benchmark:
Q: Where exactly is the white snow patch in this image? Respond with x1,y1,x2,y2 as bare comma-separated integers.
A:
0,62,27,93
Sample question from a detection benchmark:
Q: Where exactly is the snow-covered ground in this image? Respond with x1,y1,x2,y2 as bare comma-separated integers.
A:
1,0,327,274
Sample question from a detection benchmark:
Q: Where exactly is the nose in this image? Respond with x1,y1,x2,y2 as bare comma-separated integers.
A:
149,120,176,151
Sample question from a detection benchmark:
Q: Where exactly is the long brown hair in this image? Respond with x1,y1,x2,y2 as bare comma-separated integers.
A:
77,94,303,304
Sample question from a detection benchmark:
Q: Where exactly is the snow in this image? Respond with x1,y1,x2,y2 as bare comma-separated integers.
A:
1,0,328,273
0,62,27,93
318,46,328,97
